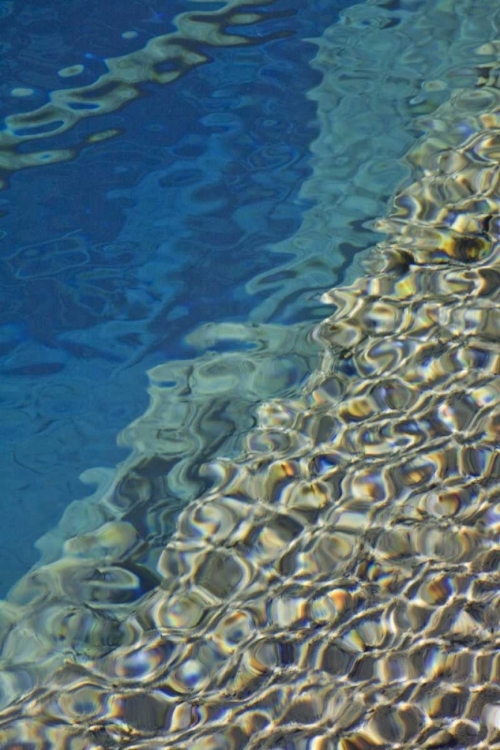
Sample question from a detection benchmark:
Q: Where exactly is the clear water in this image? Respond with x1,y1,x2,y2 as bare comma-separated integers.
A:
0,0,357,593
2,0,500,747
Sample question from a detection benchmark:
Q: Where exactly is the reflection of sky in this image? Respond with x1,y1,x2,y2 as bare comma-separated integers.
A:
0,0,357,594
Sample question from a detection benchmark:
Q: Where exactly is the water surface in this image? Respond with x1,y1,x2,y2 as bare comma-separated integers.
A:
2,0,500,747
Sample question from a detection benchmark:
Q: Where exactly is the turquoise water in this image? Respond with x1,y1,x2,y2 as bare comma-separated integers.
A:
2,0,500,747
0,0,357,592
0,0,475,593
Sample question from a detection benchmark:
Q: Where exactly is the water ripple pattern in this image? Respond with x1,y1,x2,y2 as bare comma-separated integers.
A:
0,0,331,592
4,0,500,749
0,0,286,186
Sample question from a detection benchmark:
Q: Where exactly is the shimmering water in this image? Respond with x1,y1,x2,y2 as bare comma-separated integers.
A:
0,0,357,592
2,0,500,748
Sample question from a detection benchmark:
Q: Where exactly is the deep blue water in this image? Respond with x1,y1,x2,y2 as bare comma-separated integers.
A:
0,0,360,594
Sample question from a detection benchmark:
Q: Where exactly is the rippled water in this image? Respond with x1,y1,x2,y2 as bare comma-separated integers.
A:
2,0,500,747
0,0,356,592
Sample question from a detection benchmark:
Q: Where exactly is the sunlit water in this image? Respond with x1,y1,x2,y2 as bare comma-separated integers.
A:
2,0,500,748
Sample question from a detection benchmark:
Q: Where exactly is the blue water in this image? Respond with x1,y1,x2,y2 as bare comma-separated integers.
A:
0,0,360,595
